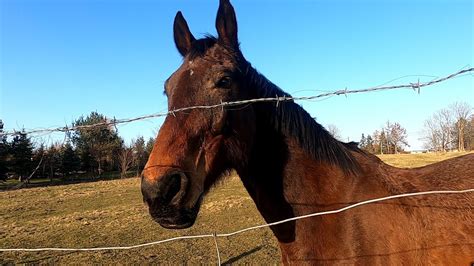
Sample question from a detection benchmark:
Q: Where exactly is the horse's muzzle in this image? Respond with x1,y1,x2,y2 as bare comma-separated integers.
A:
141,170,200,229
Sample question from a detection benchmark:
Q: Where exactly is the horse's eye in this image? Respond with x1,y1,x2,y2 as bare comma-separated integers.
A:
216,76,232,89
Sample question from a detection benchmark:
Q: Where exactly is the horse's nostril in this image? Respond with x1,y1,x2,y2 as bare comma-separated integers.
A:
162,173,182,204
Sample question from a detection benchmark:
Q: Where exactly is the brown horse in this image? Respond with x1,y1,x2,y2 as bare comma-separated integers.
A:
141,0,474,264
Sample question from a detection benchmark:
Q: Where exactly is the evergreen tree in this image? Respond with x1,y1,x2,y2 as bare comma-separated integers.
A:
144,137,155,165
359,134,367,150
45,145,62,180
365,135,375,154
10,131,34,181
132,136,146,175
0,120,10,181
79,147,93,173
72,112,122,176
61,143,80,176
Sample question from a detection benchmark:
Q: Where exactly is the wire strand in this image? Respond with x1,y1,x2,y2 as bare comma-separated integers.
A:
2,67,472,137
1,188,472,252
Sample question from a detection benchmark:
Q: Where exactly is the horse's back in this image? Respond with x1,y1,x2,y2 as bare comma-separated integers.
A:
402,153,474,191
379,153,474,264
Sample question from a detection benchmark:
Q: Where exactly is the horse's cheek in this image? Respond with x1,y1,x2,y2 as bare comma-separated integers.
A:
204,135,225,173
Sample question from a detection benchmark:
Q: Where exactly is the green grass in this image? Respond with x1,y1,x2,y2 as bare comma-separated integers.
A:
0,152,470,264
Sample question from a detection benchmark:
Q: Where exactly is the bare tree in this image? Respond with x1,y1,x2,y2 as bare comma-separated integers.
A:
466,114,474,150
449,102,472,151
326,124,342,141
423,117,441,151
388,122,408,154
423,107,456,152
118,147,134,178
372,130,387,154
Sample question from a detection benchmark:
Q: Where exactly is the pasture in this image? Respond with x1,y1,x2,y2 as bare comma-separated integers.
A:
0,152,471,264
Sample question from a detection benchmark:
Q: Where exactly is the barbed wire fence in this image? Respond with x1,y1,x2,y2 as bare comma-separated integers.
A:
2,67,473,138
1,67,474,264
1,188,473,265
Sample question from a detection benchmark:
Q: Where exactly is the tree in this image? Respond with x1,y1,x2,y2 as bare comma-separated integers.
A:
32,144,45,179
10,131,33,181
72,112,122,176
365,135,375,153
359,134,367,150
132,136,146,176
423,106,460,152
373,130,387,154
360,133,377,154
387,122,408,154
44,144,62,181
327,124,342,141
449,102,472,151
438,109,455,151
423,116,442,151
0,120,10,181
465,115,474,151
144,137,155,164
118,145,134,178
79,146,93,173
61,143,80,177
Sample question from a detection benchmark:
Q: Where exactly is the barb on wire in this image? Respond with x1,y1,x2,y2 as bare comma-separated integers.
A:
0,188,472,252
1,67,473,137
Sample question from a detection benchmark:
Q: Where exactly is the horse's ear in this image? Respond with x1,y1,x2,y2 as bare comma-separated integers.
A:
215,0,238,47
173,11,196,56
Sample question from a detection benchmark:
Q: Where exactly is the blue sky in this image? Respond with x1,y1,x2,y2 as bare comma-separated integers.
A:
1,0,473,150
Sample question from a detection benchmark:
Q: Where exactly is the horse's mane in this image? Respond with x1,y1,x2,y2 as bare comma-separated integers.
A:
187,36,362,175
188,36,218,59
245,66,363,175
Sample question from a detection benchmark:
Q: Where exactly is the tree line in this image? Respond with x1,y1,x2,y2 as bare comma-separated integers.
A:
0,112,155,183
1,101,472,181
422,102,474,152
358,101,473,154
359,121,409,154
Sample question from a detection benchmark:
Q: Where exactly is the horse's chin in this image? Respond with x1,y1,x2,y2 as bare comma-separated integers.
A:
150,207,199,229
150,195,203,230
157,217,196,229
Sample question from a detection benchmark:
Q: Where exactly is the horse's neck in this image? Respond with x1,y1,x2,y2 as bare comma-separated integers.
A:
236,130,391,243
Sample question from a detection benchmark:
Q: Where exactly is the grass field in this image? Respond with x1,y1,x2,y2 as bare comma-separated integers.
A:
0,152,471,264
378,151,473,168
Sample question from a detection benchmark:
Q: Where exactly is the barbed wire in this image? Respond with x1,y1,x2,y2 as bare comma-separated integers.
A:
1,188,472,258
2,67,473,138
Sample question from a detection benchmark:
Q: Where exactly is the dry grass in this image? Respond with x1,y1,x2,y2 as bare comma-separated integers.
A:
378,151,473,168
0,152,470,264
0,176,278,264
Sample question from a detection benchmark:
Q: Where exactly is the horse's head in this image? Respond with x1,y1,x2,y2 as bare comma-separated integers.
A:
141,0,254,229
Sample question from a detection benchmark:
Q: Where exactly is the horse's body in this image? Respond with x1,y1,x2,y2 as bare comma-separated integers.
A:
141,0,474,264
251,137,473,264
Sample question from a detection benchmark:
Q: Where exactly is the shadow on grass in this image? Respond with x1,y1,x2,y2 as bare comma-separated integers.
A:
17,251,79,264
0,172,138,192
222,245,264,265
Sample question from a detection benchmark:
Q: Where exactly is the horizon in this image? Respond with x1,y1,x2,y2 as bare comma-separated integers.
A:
1,0,473,150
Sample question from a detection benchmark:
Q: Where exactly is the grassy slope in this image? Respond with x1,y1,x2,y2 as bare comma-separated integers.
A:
0,152,470,264
378,151,472,168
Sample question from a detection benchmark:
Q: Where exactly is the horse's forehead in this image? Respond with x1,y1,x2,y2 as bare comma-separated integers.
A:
187,46,236,70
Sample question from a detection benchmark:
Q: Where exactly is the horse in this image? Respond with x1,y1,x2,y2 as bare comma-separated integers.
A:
141,0,474,264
